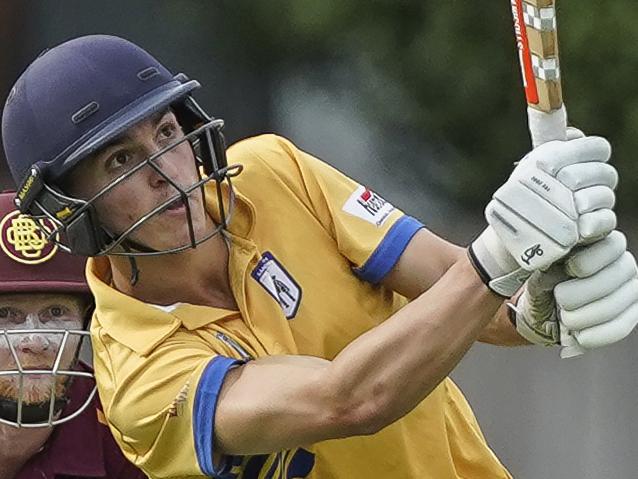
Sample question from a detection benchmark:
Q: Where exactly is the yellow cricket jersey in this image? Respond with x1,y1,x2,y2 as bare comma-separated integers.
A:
88,134,512,479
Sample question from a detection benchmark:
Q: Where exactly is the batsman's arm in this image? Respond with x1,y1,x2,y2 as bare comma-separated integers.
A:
214,131,612,456
215,253,502,455
381,228,528,346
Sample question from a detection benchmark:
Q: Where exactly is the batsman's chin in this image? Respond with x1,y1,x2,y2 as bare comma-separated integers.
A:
155,221,215,252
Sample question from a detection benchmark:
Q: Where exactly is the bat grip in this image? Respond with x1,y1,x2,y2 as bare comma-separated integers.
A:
527,105,568,148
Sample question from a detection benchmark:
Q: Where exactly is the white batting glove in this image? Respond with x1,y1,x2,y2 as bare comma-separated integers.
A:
509,266,567,345
511,231,638,350
469,136,617,297
556,231,638,351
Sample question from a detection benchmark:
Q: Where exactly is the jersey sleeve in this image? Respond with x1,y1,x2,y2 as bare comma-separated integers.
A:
232,135,424,284
94,331,245,479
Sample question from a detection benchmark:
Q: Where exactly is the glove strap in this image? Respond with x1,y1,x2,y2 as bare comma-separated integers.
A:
469,228,531,297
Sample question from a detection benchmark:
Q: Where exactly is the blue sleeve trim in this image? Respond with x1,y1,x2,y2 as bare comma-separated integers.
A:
194,356,244,478
353,215,424,284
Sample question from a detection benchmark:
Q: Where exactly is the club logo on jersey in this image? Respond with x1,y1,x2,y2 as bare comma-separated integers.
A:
251,252,302,319
342,185,394,227
0,210,58,265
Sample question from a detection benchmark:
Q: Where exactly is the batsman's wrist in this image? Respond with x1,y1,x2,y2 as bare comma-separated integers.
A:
469,227,531,298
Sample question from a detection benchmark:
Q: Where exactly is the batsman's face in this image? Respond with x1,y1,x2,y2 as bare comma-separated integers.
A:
0,293,85,405
65,110,213,251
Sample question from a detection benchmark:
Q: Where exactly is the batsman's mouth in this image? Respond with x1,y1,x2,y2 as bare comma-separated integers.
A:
165,197,187,213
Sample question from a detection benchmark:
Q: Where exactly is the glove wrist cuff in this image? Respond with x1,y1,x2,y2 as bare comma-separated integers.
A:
469,227,531,297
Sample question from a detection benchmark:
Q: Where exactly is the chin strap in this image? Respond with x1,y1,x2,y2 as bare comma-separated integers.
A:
122,243,141,285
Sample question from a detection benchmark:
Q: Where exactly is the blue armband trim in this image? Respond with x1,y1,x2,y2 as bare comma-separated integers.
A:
194,356,244,478
353,215,424,284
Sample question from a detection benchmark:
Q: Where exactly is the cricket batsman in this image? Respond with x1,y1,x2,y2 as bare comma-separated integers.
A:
2,35,637,478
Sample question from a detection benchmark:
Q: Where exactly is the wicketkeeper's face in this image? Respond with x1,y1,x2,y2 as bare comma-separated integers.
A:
63,110,214,252
0,293,85,405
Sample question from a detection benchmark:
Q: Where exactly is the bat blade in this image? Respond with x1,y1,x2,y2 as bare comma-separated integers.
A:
511,0,563,113
511,0,567,147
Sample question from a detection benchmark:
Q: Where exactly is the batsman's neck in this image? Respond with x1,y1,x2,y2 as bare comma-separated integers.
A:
108,230,238,311
0,422,53,479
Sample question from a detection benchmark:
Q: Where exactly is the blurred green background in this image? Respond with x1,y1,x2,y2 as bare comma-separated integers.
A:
237,0,638,210
2,0,637,219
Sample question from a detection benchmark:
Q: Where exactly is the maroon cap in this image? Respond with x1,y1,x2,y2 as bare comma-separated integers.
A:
0,191,88,295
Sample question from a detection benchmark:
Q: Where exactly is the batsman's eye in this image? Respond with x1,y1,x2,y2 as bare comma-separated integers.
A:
105,151,132,172
0,307,8,319
50,306,64,317
158,123,176,139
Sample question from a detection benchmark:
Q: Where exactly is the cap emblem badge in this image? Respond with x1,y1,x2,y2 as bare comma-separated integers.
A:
0,210,58,264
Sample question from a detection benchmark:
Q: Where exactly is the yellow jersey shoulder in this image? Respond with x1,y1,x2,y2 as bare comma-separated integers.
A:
227,134,308,194
227,133,297,165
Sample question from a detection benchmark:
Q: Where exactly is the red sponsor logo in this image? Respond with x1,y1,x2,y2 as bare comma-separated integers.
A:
357,188,387,216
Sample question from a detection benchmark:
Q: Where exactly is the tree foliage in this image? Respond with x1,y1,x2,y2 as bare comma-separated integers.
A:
224,0,638,213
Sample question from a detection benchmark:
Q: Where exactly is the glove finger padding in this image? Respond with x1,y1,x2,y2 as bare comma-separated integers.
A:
536,136,612,175
565,126,586,141
573,302,638,349
555,252,638,310
557,163,618,190
565,230,627,278
574,186,615,213
560,278,638,330
577,209,617,243
509,163,578,220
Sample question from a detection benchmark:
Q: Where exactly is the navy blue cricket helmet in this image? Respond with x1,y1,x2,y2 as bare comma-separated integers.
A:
1,35,240,260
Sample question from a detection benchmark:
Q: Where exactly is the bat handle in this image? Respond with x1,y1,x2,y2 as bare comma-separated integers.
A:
527,105,568,148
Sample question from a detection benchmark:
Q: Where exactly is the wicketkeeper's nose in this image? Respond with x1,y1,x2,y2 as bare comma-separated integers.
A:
17,333,51,355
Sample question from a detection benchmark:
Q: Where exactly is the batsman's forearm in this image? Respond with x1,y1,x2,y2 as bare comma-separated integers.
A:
215,255,503,455
324,254,502,435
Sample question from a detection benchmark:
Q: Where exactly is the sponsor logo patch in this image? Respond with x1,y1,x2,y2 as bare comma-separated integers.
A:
0,210,58,265
251,252,301,319
342,185,394,226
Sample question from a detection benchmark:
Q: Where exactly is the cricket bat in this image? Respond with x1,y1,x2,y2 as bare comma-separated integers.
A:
510,0,585,358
